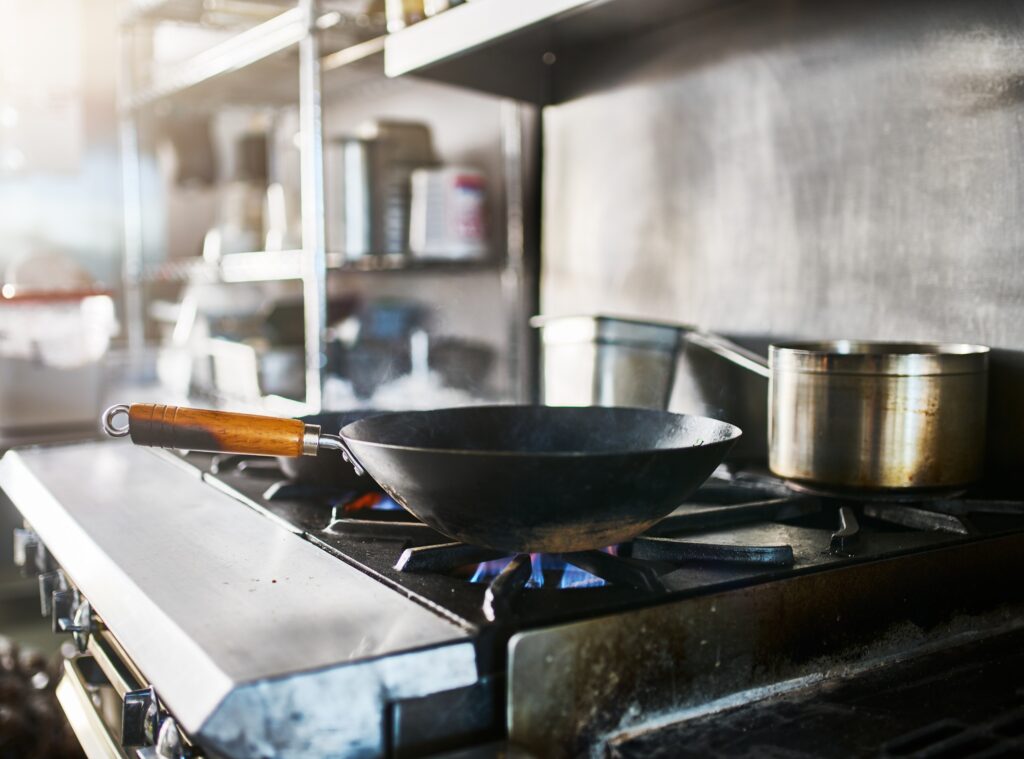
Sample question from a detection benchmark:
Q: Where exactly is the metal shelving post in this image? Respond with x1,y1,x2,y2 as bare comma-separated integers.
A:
500,100,539,403
117,17,146,364
297,0,327,410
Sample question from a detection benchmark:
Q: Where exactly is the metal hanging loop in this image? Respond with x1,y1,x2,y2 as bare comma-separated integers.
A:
102,404,131,437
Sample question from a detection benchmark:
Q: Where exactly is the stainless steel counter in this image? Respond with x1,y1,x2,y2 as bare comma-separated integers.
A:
0,441,477,757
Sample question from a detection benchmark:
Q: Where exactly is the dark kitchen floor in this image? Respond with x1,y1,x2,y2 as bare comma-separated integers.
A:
0,569,83,759
608,625,1024,758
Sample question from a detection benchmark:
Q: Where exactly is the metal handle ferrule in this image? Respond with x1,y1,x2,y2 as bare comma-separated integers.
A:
302,424,321,456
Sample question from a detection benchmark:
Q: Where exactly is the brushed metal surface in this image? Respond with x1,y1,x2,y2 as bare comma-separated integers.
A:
0,442,475,755
769,345,989,488
534,315,684,408
770,341,991,376
681,336,989,487
768,342,989,488
540,0,1024,473
507,534,1024,757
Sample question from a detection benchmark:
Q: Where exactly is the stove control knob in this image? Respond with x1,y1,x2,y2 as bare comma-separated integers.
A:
70,600,94,652
123,687,157,747
51,590,95,650
144,694,162,745
13,528,46,576
154,717,188,759
38,570,68,617
51,588,78,634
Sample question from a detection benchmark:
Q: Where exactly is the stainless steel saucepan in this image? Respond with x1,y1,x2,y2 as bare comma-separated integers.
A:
685,333,989,491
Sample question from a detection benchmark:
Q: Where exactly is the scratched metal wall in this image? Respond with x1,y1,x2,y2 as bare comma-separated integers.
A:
544,0,1024,341
540,0,1024,473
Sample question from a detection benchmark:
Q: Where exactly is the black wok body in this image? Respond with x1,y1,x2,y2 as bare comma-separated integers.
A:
340,405,741,553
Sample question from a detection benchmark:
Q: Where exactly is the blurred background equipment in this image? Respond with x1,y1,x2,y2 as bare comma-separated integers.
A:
330,119,437,259
409,166,488,260
0,251,117,436
533,314,683,410
201,129,269,261
0,636,83,759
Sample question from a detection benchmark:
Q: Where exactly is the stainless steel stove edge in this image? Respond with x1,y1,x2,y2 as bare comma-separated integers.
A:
201,641,479,759
0,442,480,758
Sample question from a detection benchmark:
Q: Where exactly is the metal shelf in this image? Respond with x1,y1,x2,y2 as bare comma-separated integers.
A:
119,1,538,408
384,0,725,104
126,9,386,111
145,250,500,284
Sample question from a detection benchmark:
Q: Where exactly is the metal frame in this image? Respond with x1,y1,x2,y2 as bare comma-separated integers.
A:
116,1,537,408
117,21,146,361
297,0,327,408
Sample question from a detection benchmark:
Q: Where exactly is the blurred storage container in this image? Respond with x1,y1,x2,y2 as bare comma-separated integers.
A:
0,290,117,432
328,120,436,258
532,314,683,410
409,166,488,260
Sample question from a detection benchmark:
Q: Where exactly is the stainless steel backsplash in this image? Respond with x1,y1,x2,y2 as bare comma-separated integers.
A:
540,0,1024,475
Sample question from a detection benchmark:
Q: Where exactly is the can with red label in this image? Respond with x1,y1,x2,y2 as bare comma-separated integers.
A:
409,167,488,260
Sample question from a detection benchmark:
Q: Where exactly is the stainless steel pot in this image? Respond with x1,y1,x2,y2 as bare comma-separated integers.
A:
532,315,685,409
686,333,990,490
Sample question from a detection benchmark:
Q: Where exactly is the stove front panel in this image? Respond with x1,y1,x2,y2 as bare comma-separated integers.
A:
507,532,1024,757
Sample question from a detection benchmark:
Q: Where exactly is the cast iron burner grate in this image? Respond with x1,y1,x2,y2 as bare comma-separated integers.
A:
209,453,378,503
204,452,1024,622
325,490,817,620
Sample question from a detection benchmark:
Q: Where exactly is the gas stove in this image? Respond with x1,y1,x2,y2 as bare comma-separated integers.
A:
6,440,1024,758
196,449,1024,632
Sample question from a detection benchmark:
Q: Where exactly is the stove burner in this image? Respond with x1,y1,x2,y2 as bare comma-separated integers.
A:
476,551,664,621
195,450,1024,626
386,495,813,620
339,492,402,512
396,544,660,591
468,552,618,590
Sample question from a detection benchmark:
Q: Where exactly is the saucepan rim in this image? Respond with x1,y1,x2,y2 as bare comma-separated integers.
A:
770,340,989,376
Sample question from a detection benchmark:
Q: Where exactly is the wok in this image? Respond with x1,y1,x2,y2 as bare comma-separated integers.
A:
102,403,741,553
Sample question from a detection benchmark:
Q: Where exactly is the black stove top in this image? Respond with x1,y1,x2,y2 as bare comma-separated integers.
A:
175,451,1024,633
141,449,1024,756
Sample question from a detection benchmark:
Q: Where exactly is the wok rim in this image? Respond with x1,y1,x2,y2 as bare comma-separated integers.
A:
338,404,743,459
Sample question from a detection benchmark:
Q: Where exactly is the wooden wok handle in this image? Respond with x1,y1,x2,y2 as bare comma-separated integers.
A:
102,403,316,458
